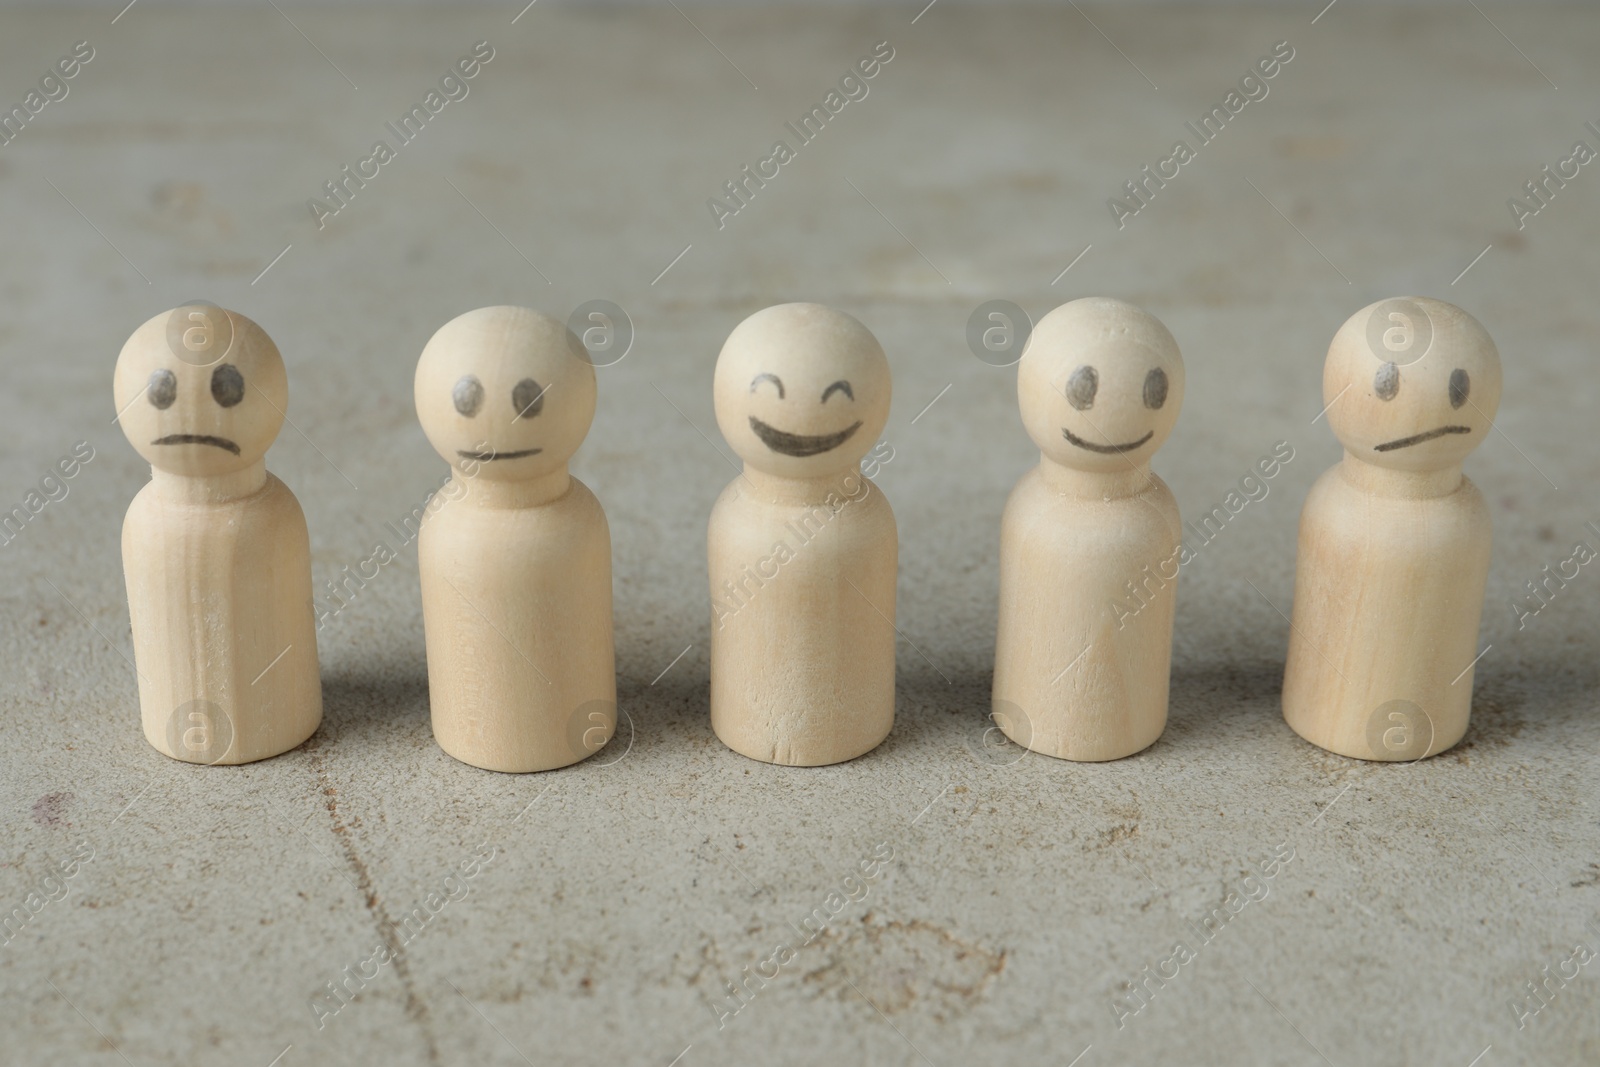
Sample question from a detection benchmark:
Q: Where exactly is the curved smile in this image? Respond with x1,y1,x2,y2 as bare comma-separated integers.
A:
1373,425,1470,452
153,434,241,456
749,417,862,458
457,447,543,462
1062,427,1153,454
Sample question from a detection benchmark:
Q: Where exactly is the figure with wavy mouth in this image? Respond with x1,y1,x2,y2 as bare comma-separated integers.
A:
413,306,615,773
708,303,896,766
1283,297,1501,760
992,297,1186,762
115,304,322,764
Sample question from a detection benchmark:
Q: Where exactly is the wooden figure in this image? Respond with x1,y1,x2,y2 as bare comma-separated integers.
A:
1283,297,1500,760
414,306,614,773
992,297,1185,761
708,303,895,766
114,304,322,764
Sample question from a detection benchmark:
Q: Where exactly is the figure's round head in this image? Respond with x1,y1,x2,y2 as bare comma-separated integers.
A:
113,304,287,477
1324,297,1500,471
1017,297,1184,473
415,306,597,481
714,303,891,479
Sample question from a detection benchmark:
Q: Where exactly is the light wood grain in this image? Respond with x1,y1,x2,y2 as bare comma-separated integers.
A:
709,303,895,766
115,305,321,764
414,305,614,773
992,298,1185,761
1283,297,1501,760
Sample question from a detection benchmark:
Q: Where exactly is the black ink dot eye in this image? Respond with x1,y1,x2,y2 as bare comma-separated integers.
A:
1066,365,1097,410
1374,362,1399,401
148,369,177,410
453,376,484,417
821,380,853,403
210,364,245,408
1449,369,1470,409
750,373,784,399
512,378,545,419
1143,368,1169,410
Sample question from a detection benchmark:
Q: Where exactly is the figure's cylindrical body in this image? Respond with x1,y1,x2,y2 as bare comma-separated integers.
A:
419,476,615,773
708,473,896,766
993,467,1180,761
123,474,322,765
1282,461,1491,760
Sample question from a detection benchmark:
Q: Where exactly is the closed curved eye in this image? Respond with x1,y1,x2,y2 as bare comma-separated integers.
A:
512,378,546,419
1066,365,1097,410
211,364,245,408
1449,368,1470,409
148,369,178,410
1374,362,1399,401
750,373,784,398
453,375,484,417
821,380,853,403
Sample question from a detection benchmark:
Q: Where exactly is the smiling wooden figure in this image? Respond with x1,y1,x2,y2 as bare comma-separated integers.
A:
709,303,895,766
115,304,322,764
992,298,1185,761
414,306,615,773
1283,297,1501,761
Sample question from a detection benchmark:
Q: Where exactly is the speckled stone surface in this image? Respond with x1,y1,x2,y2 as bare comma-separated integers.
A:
1,4,1597,1065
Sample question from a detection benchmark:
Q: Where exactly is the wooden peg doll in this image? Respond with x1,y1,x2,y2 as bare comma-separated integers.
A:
115,304,322,764
992,297,1185,761
708,303,896,766
1283,297,1501,760
414,306,615,773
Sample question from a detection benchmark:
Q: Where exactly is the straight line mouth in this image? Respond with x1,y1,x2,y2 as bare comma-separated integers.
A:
153,434,241,455
1062,427,1153,454
1373,426,1470,452
749,417,862,458
457,447,543,462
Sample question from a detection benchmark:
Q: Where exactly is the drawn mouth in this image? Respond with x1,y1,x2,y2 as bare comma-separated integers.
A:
1062,427,1153,455
749,417,862,458
457,447,543,462
153,434,241,456
1373,426,1470,452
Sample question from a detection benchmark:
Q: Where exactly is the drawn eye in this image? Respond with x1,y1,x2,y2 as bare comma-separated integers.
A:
750,373,784,399
1066,365,1097,410
1143,368,1169,410
821,380,853,403
1449,369,1470,409
211,364,245,408
1374,362,1399,401
512,378,545,419
148,369,178,410
453,375,484,417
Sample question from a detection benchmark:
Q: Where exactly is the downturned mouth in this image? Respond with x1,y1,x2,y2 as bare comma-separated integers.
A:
457,447,543,462
1062,427,1153,455
749,417,862,458
153,434,241,456
1373,425,1471,452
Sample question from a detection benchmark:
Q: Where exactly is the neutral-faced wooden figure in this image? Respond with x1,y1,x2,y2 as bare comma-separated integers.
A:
709,303,896,766
992,297,1185,761
1283,296,1501,760
115,304,322,764
415,305,614,773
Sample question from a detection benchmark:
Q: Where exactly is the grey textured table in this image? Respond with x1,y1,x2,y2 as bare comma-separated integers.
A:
2,4,1597,1065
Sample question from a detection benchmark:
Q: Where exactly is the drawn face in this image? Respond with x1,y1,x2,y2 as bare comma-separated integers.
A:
415,306,596,482
714,303,891,479
1017,297,1184,473
113,305,287,477
1324,297,1501,472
